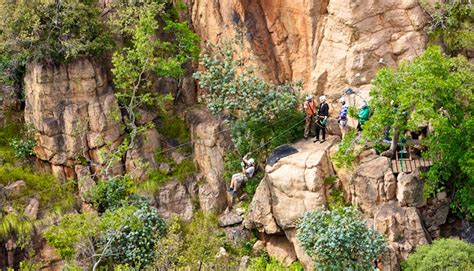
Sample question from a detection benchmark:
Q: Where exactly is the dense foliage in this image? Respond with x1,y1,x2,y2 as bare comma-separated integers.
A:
44,193,166,269
422,0,474,55
88,176,134,211
363,46,474,218
0,0,112,85
193,40,304,159
402,238,474,271
297,207,386,270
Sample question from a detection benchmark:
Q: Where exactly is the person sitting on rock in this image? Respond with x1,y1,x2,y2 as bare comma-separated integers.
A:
314,95,329,143
228,154,255,195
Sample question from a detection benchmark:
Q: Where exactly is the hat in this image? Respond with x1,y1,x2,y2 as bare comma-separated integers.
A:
306,95,312,101
248,158,255,165
319,95,326,103
340,97,346,103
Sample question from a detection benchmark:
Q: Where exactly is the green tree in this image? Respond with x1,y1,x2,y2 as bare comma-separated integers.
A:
402,238,474,271
363,46,474,218
0,0,113,86
296,207,386,271
422,0,474,55
193,41,304,157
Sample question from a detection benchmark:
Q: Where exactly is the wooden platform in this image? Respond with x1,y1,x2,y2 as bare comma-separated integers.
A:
391,158,432,173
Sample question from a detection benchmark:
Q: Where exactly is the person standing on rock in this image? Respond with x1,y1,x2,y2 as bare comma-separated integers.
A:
338,97,349,138
228,154,255,196
357,101,370,132
314,95,329,143
303,95,317,140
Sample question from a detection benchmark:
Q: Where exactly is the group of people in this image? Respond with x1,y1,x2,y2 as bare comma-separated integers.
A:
228,93,371,197
304,94,370,142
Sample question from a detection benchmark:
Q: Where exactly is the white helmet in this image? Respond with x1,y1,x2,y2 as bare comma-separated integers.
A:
340,97,346,103
248,158,255,165
319,95,326,103
306,95,312,101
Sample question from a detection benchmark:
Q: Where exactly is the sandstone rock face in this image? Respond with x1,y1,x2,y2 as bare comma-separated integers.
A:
351,156,397,217
125,129,161,180
189,0,428,98
0,85,21,126
187,109,232,213
396,172,423,207
266,137,338,229
243,178,280,234
156,181,194,221
265,235,297,266
374,202,430,267
245,137,338,269
419,192,450,239
24,58,123,179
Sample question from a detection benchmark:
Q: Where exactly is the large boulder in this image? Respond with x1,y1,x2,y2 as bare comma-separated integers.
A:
156,181,194,221
374,201,430,267
351,156,397,217
396,172,424,207
244,137,338,270
265,235,297,266
266,137,338,229
419,192,450,239
24,58,123,179
243,178,280,234
125,129,162,180
187,109,232,213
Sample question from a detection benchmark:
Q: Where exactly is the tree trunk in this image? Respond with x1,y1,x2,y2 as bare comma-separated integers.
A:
390,128,399,154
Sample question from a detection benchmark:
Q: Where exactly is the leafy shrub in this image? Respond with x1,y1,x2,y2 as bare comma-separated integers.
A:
104,201,167,268
332,129,358,168
0,0,113,64
421,1,474,55
45,200,167,269
297,207,386,270
6,122,36,158
193,40,303,158
43,212,100,260
177,211,228,269
88,176,134,211
248,251,304,271
402,238,474,271
158,113,190,143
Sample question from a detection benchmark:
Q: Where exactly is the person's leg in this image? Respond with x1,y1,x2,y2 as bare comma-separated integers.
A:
321,124,326,142
314,122,321,142
357,121,362,132
304,116,311,138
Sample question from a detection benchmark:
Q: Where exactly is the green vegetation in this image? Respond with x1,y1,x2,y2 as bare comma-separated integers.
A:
44,194,166,269
297,207,386,270
139,150,195,194
332,129,358,168
422,0,473,55
9,123,36,158
88,176,134,211
402,238,474,271
193,40,304,159
248,251,304,271
363,46,473,218
157,113,190,143
0,0,113,86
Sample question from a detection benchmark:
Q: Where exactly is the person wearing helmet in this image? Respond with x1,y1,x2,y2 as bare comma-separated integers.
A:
303,95,317,139
337,97,349,138
357,101,370,132
314,95,329,143
228,153,256,195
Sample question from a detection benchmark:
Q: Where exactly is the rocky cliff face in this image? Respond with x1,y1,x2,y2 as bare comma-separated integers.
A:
24,57,124,180
188,0,428,99
243,136,450,270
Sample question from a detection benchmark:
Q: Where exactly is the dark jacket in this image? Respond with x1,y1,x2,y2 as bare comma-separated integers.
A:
318,102,329,117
